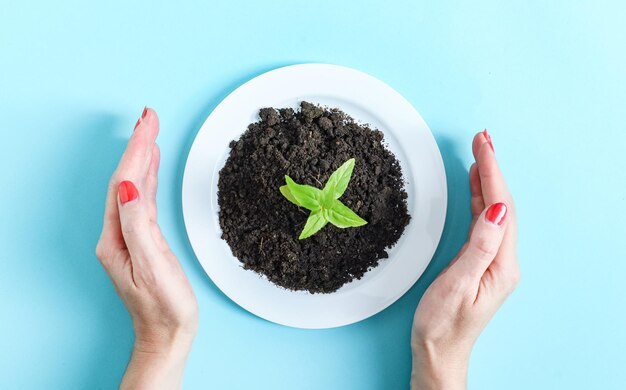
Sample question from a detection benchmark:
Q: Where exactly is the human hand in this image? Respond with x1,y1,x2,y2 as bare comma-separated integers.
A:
410,131,520,389
96,108,198,389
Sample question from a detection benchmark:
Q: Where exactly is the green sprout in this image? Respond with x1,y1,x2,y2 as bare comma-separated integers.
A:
280,158,367,239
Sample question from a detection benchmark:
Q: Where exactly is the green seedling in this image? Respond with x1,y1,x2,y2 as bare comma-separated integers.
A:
280,158,367,239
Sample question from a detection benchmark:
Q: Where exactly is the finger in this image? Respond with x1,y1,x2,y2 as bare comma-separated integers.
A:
144,143,170,252
146,143,160,222
469,163,484,218
475,141,509,207
115,108,159,181
117,180,161,262
452,202,508,279
98,108,158,252
466,163,483,239
475,135,518,272
472,130,490,160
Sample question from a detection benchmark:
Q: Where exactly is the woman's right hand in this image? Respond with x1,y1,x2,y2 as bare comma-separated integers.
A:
410,131,520,389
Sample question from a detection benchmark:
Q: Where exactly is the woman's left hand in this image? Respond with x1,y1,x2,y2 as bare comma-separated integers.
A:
96,107,198,389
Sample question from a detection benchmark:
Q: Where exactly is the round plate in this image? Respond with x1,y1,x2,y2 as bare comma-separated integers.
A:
182,64,447,329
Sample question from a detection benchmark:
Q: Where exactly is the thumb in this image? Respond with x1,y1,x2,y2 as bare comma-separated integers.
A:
117,180,160,260
453,202,508,279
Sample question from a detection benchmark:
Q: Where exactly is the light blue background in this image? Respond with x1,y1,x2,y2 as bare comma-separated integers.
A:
1,1,625,389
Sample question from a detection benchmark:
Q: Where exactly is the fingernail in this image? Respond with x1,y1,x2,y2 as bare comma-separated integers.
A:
134,107,147,131
119,180,139,204
485,202,507,225
483,129,495,152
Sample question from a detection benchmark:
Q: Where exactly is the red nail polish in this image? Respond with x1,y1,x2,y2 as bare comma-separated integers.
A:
119,181,139,204
483,129,494,152
134,118,141,130
141,106,148,119
485,202,507,225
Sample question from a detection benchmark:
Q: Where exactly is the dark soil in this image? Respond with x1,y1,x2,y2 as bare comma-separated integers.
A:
218,102,410,293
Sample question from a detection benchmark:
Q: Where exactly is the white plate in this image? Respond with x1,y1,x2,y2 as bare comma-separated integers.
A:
182,64,447,329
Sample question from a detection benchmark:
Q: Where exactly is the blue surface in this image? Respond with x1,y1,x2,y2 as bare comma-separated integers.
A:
1,1,625,389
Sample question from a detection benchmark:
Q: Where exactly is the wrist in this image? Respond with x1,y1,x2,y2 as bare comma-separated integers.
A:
121,329,195,390
132,336,193,364
410,337,469,390
133,321,197,356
